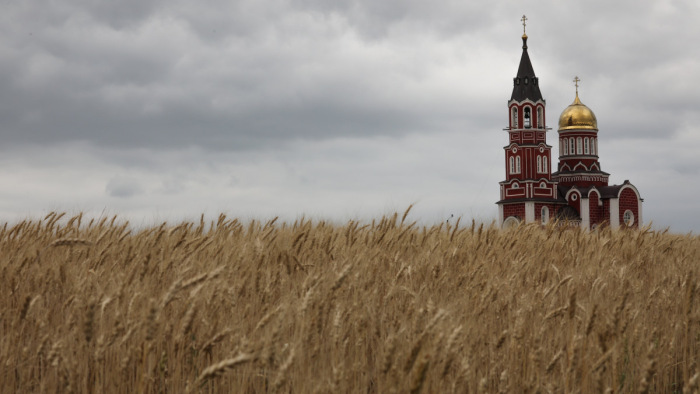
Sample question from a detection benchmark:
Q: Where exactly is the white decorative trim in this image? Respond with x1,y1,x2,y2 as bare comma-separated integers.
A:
610,198,620,229
623,210,634,227
525,202,535,223
558,127,600,132
564,188,580,201
573,162,588,171
558,174,608,183
503,216,521,228
508,98,545,106
617,183,643,227
524,106,532,128
617,184,642,200
580,198,590,230
587,188,603,206
498,204,504,227
541,206,550,224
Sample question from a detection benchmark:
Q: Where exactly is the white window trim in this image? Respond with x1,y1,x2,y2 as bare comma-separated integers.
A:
503,216,520,228
541,206,549,224
623,210,634,226
524,107,531,128
509,156,514,174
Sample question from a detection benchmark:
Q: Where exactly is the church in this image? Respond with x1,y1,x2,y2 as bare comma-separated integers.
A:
496,18,643,229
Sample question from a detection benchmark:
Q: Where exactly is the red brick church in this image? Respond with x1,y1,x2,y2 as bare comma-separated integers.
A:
496,18,643,229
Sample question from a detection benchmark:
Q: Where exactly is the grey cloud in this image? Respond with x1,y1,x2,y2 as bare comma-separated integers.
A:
0,0,510,152
1,1,699,232
106,176,144,198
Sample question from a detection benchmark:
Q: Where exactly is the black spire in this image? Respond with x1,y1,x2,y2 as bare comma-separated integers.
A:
510,35,543,102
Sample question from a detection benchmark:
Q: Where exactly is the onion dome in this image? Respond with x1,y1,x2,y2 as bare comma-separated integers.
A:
558,92,598,130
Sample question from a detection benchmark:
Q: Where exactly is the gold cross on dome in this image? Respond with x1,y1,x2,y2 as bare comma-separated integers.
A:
521,15,528,34
573,76,580,94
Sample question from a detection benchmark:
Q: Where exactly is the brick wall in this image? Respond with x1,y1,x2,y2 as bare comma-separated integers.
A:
503,204,525,221
619,188,640,228
568,192,580,214
588,192,606,226
534,203,558,223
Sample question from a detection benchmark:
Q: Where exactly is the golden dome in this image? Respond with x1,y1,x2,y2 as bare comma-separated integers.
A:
558,93,598,130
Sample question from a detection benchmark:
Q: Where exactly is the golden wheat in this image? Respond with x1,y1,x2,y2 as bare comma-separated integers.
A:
1,213,699,392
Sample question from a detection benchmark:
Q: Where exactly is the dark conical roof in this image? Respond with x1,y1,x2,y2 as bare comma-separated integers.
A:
510,35,543,102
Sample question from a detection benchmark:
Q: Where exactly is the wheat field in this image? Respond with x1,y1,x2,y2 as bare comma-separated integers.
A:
1,210,699,393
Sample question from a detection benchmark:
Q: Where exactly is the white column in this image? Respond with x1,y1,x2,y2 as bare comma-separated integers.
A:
498,205,504,228
580,198,590,230
525,201,535,223
610,198,620,229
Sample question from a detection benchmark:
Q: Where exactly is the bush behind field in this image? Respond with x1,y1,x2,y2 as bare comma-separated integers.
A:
1,211,699,393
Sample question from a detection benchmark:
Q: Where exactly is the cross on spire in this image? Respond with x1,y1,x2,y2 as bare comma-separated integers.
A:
573,76,580,95
521,15,528,34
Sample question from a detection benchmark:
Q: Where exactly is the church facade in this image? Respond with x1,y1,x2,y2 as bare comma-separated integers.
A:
496,24,643,229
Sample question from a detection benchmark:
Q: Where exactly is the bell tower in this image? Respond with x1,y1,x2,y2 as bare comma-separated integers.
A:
497,17,564,227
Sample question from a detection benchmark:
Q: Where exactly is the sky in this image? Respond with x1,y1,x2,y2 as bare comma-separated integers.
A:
1,0,699,232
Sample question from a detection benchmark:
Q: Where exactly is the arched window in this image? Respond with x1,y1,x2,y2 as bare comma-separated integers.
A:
509,156,514,174
511,107,518,129
543,157,548,173
541,206,549,224
584,137,590,154
592,138,597,155
516,156,521,173
524,107,531,128
569,138,574,155
537,156,542,173
537,107,543,129
563,139,568,155
577,137,583,154
503,216,520,228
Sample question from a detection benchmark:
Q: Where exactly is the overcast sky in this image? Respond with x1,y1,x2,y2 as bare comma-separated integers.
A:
1,0,699,232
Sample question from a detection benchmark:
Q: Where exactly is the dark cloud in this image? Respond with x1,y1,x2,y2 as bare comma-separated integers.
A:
0,1,699,231
0,0,518,151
